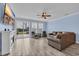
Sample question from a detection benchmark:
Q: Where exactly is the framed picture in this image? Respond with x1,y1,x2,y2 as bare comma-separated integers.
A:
3,3,15,25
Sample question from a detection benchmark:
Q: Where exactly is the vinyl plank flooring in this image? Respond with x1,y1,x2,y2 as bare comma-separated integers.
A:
9,38,79,56
62,44,79,56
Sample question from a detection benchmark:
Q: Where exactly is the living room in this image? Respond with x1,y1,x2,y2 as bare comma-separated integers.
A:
0,3,79,56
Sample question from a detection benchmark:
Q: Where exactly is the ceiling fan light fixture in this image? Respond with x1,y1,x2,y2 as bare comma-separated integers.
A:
37,9,52,19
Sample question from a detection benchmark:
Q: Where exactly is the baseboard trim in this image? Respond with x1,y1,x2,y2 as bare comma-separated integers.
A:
76,41,79,44
1,53,10,56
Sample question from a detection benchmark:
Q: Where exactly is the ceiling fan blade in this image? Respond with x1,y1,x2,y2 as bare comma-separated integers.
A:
46,15,51,17
37,15,41,16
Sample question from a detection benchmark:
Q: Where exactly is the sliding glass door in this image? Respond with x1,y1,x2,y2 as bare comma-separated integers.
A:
30,22,43,38
16,19,44,38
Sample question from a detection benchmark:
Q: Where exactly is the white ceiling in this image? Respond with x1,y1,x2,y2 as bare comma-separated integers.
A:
10,3,79,20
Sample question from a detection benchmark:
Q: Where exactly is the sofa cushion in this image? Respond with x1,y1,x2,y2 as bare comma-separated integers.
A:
57,34,62,39
47,36,60,43
52,32,57,36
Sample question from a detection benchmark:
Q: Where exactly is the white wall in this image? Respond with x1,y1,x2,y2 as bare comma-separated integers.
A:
47,13,79,43
1,31,10,55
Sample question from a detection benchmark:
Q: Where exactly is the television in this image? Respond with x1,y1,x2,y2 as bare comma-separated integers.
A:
3,3,15,25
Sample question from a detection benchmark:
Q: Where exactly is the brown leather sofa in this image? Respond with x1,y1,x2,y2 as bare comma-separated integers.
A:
47,32,76,51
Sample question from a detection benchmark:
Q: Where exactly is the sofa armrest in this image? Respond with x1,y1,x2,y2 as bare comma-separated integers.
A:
60,33,75,48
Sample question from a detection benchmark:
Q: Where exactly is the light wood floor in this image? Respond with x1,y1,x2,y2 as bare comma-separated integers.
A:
9,37,79,56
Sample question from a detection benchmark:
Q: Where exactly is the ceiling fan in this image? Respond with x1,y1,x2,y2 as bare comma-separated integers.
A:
37,11,51,19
